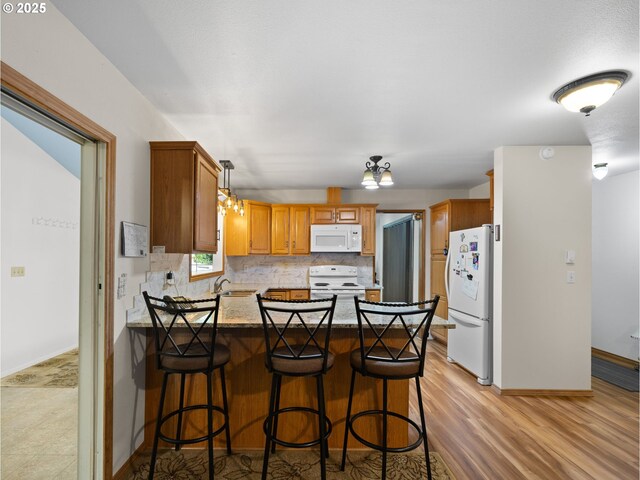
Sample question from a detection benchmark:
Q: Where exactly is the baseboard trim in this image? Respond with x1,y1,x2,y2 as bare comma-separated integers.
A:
113,443,147,480
592,347,639,370
492,385,594,397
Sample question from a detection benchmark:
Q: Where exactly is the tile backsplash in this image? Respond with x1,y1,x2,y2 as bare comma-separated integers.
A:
226,253,373,286
127,253,373,322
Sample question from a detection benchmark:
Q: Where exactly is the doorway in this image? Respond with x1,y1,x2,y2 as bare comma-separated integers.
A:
376,210,426,303
1,63,115,480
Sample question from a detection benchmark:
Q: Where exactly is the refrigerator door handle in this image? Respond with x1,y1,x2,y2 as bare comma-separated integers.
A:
449,309,486,328
444,247,451,300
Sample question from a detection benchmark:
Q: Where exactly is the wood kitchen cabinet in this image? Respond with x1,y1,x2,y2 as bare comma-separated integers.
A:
429,199,491,344
486,169,494,221
365,289,381,302
271,205,310,255
149,141,220,254
264,289,310,300
310,206,360,224
360,206,376,256
226,200,271,255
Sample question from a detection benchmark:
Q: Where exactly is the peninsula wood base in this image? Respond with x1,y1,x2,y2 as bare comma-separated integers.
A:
144,328,410,450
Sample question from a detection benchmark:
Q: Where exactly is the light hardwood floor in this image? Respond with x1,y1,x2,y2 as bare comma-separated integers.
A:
413,341,639,480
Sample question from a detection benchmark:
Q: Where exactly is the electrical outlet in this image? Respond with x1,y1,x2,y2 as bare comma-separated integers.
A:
10,266,25,277
566,271,576,284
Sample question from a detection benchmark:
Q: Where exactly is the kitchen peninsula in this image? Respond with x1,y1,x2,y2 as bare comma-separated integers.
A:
127,284,453,450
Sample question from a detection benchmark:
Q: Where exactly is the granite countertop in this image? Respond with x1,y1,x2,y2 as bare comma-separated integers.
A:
127,283,452,330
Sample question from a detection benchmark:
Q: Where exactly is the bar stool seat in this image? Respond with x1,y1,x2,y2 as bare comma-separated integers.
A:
161,343,230,372
269,345,335,375
349,347,419,377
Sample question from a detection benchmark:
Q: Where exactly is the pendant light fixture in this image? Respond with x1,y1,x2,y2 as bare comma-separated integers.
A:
219,160,245,216
361,155,393,190
553,71,628,116
592,162,609,180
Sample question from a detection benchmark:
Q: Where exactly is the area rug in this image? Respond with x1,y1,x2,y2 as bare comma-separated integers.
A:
592,356,639,392
128,450,456,479
0,349,78,388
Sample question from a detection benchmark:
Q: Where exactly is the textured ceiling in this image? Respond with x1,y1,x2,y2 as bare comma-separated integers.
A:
52,0,638,189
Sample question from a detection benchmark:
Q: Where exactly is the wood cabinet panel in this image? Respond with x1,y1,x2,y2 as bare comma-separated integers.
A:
150,141,219,254
289,289,310,300
449,200,491,233
290,206,310,255
310,206,336,224
430,256,447,297
249,204,271,254
365,289,381,302
335,206,360,224
194,153,218,252
430,204,449,256
486,169,494,222
271,205,290,255
265,289,288,300
360,206,376,256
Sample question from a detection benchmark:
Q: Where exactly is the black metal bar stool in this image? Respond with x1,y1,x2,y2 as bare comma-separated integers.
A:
143,292,232,480
257,293,337,480
340,295,440,480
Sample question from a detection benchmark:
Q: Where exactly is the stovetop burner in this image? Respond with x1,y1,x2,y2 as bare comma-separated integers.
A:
314,282,330,286
342,282,358,286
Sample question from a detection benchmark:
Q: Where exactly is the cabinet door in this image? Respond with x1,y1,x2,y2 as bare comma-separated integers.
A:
336,207,360,224
290,206,310,255
225,211,248,256
430,204,449,255
365,289,381,302
289,289,310,300
360,206,376,256
193,153,218,252
310,207,335,224
249,203,271,254
430,255,447,297
265,289,288,300
271,206,290,255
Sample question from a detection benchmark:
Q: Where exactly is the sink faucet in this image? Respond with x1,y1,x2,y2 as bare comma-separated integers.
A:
213,276,230,293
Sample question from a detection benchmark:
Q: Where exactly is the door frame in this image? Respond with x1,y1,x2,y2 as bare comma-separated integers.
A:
1,62,116,479
376,209,426,301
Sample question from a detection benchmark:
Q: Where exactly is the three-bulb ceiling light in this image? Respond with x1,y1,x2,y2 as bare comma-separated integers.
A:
361,155,393,190
553,70,628,116
218,160,245,217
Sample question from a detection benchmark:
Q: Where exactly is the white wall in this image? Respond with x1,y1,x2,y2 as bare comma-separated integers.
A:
1,119,80,376
592,170,639,360
2,5,184,470
493,146,592,390
469,181,490,199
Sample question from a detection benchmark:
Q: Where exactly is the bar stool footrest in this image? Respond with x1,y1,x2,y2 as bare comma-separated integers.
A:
159,404,228,445
263,406,332,449
348,409,423,453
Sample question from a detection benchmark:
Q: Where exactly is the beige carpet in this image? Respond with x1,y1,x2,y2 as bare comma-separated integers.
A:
128,450,456,479
1,349,78,388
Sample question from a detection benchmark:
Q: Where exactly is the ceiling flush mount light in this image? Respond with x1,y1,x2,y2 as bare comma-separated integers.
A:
219,160,245,216
553,70,628,116
361,155,393,190
592,162,608,180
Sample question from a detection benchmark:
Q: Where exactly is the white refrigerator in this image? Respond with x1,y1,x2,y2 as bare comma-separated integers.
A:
445,225,492,385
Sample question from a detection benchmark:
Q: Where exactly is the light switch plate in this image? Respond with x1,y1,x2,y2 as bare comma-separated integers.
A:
565,250,576,264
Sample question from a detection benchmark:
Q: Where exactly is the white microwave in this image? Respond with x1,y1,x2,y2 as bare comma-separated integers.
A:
310,224,362,253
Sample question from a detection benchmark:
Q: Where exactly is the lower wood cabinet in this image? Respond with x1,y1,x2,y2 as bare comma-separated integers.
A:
365,289,381,302
264,289,310,301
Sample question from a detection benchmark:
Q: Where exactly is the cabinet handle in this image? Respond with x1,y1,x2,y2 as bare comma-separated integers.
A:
250,240,253,248
293,240,296,248
363,239,366,247
332,211,335,220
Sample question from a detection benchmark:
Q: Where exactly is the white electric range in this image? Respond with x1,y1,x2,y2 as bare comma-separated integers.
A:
309,265,365,300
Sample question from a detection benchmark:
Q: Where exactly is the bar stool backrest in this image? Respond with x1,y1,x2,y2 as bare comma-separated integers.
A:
353,295,440,377
143,292,221,372
257,294,337,374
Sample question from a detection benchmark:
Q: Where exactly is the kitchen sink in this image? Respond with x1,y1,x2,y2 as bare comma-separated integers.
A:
220,289,256,297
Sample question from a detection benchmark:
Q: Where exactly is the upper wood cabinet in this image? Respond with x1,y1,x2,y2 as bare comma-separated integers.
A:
486,169,494,221
310,206,360,224
150,141,220,254
271,205,311,255
226,201,271,256
360,206,376,256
